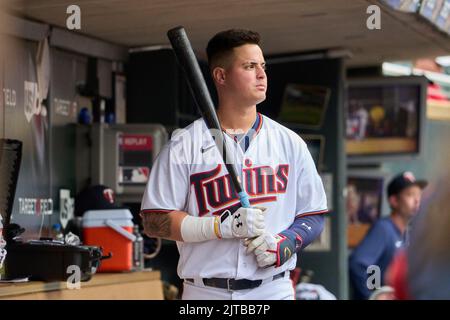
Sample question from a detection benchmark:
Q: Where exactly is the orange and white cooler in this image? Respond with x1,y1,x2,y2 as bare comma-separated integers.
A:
82,209,136,272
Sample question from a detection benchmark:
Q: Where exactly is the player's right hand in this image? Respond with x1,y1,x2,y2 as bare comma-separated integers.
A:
218,207,265,239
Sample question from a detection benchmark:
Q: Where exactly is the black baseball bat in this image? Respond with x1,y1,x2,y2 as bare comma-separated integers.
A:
167,26,250,208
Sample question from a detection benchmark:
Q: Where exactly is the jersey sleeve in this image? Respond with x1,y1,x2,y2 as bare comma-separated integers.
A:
295,139,328,217
140,139,190,213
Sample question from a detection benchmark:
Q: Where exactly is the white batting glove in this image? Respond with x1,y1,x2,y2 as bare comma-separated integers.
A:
218,207,265,239
245,232,277,267
245,231,299,268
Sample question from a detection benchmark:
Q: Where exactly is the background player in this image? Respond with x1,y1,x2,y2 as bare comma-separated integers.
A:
141,29,328,300
349,171,427,299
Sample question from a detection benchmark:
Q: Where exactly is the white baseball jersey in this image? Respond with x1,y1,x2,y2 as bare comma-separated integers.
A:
141,113,327,281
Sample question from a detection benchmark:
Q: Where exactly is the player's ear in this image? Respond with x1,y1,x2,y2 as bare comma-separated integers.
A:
388,195,398,210
212,67,226,85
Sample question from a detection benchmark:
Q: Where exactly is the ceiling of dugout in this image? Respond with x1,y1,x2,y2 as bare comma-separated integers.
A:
3,0,450,66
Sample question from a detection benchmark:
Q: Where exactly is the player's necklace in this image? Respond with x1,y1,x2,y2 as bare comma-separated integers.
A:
232,133,246,144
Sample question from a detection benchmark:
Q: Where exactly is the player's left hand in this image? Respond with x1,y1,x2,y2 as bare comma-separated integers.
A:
244,231,297,268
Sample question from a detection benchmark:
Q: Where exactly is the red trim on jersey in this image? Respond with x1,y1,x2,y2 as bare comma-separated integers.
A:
295,209,329,218
254,112,263,137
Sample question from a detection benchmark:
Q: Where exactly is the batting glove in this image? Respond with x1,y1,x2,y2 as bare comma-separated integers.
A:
217,207,265,239
245,230,301,268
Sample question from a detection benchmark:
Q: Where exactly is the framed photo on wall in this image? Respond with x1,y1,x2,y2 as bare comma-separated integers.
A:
346,171,387,248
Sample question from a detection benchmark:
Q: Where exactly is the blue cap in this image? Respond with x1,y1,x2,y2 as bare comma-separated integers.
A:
387,172,428,197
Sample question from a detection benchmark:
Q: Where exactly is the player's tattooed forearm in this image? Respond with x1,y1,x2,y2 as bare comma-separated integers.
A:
143,213,171,238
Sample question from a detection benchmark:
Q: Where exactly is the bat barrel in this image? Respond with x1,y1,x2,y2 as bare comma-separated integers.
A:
167,26,220,131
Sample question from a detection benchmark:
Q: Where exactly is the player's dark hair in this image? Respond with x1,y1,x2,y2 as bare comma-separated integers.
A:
206,29,261,68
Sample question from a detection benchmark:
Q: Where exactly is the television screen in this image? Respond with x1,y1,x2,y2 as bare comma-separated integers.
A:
118,133,153,185
278,84,330,128
346,76,427,162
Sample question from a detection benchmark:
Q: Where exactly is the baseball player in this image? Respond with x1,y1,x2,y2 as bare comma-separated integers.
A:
349,171,427,299
141,29,328,300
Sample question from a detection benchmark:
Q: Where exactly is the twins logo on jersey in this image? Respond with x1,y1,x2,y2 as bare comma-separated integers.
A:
190,160,289,216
